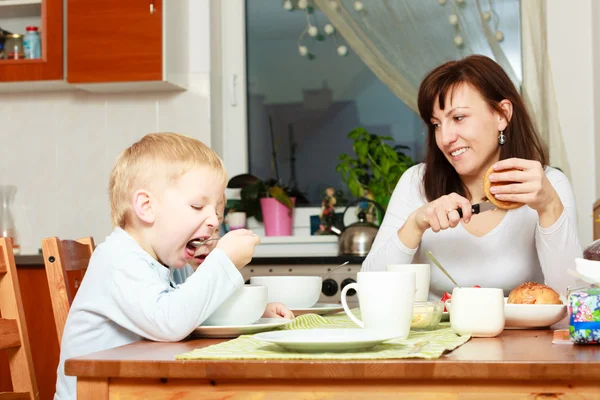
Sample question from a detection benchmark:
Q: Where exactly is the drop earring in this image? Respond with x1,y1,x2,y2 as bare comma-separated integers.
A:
498,130,506,145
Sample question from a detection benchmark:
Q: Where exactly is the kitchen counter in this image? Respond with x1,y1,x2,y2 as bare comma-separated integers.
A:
14,254,365,267
65,328,600,399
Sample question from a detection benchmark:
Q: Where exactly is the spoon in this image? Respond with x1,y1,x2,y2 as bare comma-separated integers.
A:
191,238,221,257
320,261,350,278
190,238,220,247
426,250,460,287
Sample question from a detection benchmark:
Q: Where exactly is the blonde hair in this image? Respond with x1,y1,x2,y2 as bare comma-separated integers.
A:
109,132,227,228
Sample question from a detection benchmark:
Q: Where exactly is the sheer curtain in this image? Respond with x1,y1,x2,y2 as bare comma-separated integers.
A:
521,0,570,176
314,0,570,176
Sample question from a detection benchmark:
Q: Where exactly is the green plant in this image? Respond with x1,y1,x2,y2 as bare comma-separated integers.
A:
228,175,294,222
336,127,415,209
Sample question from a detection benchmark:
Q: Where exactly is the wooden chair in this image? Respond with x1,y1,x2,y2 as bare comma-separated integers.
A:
41,237,95,345
0,238,39,400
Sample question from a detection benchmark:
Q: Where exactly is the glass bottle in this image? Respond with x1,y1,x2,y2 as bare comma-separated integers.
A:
0,185,19,254
5,34,24,60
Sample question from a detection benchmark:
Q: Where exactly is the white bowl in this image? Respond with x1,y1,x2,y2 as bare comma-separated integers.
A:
503,297,567,329
575,258,600,282
250,276,321,309
202,284,267,326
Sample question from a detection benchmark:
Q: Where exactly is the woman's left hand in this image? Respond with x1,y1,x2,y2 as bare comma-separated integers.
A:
262,302,295,319
488,158,562,215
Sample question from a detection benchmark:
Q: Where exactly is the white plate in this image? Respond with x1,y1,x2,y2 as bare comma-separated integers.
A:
290,303,344,316
254,329,398,352
504,298,567,329
192,318,292,338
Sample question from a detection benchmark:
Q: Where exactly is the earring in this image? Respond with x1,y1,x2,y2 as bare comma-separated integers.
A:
498,130,506,145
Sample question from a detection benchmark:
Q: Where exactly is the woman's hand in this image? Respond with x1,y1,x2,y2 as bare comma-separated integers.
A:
412,192,474,233
398,193,472,249
262,302,295,319
488,158,563,226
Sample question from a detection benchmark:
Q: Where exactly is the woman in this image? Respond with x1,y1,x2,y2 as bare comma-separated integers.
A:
362,55,582,298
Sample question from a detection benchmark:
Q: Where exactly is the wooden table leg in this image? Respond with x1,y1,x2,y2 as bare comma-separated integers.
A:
77,378,108,400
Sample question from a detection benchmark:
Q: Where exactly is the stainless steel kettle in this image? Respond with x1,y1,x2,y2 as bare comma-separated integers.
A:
330,198,384,257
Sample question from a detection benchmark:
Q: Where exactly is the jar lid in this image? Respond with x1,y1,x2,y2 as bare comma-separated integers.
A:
7,34,22,38
26,26,39,31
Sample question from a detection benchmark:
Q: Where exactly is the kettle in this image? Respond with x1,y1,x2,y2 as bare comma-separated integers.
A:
330,198,384,257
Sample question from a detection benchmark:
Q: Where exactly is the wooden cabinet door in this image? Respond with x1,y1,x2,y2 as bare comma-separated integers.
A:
0,0,63,82
67,0,163,83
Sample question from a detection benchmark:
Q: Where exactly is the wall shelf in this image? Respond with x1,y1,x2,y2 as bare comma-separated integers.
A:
0,0,41,18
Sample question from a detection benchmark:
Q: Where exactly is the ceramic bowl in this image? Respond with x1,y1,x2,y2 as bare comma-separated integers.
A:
250,276,321,309
202,284,267,326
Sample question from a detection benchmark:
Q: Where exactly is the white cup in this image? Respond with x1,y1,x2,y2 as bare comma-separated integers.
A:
341,271,416,339
226,212,247,230
446,287,505,337
386,263,430,301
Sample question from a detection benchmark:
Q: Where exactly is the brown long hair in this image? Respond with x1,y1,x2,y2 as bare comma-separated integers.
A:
417,55,548,202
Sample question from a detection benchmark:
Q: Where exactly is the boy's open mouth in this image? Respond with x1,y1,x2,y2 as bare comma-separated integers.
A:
185,237,209,259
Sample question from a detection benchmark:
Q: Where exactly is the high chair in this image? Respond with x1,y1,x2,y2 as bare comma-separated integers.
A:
0,238,39,400
41,237,95,345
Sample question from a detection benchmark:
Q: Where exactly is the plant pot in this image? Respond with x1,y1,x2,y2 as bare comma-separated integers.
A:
260,197,296,236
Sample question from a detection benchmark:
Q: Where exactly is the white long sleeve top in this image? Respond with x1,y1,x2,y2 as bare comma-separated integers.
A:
362,164,582,299
55,228,243,399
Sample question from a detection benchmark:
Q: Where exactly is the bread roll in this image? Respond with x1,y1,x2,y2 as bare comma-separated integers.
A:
483,165,525,210
507,282,562,305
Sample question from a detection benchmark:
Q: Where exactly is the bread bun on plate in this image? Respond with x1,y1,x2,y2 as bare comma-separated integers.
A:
483,165,525,210
507,282,562,305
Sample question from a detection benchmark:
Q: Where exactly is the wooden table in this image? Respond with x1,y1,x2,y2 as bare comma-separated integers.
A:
65,328,600,399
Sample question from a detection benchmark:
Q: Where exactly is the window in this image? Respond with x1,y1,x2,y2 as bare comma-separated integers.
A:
219,0,522,207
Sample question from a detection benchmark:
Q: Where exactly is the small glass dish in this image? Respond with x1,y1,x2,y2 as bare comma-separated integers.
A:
411,301,444,330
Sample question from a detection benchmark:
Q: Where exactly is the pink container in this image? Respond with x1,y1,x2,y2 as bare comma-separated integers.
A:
260,197,295,236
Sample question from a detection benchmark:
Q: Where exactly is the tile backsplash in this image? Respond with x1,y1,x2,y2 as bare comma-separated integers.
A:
0,87,210,254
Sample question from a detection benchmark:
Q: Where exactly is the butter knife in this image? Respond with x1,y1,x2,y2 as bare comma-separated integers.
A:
456,201,495,218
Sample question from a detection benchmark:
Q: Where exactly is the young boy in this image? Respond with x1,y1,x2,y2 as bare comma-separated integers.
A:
55,133,260,399
174,195,294,319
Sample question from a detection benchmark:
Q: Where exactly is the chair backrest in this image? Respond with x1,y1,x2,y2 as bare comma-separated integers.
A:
41,237,95,345
0,238,39,400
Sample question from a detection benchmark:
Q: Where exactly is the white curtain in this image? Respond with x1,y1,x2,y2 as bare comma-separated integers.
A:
314,0,570,176
521,0,570,176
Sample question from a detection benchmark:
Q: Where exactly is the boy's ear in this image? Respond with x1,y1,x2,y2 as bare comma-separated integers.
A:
132,189,155,224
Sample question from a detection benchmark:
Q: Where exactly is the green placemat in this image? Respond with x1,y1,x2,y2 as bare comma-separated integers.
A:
176,311,470,360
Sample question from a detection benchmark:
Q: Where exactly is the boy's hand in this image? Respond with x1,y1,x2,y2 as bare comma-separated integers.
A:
262,302,295,319
216,229,260,269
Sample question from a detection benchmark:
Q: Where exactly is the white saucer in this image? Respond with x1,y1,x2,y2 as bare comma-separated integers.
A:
192,318,292,338
290,303,344,316
254,329,398,352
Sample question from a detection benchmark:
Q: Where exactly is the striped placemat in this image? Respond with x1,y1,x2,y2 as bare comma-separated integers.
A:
176,310,470,360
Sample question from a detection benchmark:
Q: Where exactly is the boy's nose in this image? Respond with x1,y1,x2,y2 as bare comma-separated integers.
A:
205,211,219,228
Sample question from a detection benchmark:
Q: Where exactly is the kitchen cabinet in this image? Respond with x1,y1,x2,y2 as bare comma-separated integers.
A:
67,0,188,92
0,0,65,88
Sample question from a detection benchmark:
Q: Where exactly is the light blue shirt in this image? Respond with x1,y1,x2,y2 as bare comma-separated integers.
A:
171,264,194,286
55,228,243,399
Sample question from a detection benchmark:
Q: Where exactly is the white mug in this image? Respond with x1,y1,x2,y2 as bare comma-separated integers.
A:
386,263,430,301
341,271,416,339
446,287,505,337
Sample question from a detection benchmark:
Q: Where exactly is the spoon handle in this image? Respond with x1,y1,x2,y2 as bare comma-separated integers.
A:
426,250,459,287
320,261,350,278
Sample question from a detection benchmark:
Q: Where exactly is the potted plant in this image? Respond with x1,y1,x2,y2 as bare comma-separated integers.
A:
228,174,295,236
336,127,415,210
